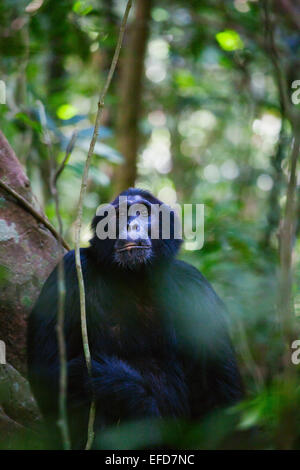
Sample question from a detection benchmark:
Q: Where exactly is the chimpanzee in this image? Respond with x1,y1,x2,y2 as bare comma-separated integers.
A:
27,188,243,449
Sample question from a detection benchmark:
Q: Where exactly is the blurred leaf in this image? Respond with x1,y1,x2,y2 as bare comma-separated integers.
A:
25,0,44,14
76,126,113,140
216,30,244,51
56,104,78,120
15,113,42,133
67,161,110,186
58,115,87,125
76,139,123,163
72,0,93,16
174,70,196,89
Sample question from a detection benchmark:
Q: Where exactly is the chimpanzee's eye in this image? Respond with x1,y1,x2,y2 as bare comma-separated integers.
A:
135,209,148,217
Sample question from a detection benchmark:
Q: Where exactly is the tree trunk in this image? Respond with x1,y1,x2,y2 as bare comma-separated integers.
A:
114,0,152,194
0,131,64,374
0,130,67,445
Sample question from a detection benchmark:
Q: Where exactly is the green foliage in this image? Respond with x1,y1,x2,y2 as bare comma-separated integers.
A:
0,0,300,450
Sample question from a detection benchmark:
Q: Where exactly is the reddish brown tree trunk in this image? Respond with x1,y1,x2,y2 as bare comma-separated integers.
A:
0,131,64,374
114,0,152,194
0,131,67,444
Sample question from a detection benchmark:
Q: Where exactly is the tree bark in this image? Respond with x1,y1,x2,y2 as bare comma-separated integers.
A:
0,363,41,449
114,0,152,194
0,131,64,374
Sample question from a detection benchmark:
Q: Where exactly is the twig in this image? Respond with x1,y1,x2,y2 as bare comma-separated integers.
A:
38,99,77,449
0,178,70,251
55,234,70,450
54,131,78,184
262,0,300,450
73,0,133,450
278,132,300,336
262,0,292,120
263,119,287,247
48,136,72,451
38,100,73,449
263,0,300,340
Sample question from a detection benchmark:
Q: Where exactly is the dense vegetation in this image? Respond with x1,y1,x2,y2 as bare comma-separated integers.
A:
0,0,300,449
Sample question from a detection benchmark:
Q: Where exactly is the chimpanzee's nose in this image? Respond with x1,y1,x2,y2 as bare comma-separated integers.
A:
128,221,140,234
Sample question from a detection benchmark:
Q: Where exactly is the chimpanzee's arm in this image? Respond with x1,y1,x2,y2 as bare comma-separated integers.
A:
159,260,243,418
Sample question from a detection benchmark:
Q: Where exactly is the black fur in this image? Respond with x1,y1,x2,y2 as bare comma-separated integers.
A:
27,188,243,449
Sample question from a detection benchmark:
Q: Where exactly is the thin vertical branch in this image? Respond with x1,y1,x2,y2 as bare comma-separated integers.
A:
54,131,78,184
262,0,292,120
278,132,300,338
52,191,71,450
40,104,74,450
263,0,300,449
263,121,287,248
50,135,77,450
263,0,299,341
73,0,133,450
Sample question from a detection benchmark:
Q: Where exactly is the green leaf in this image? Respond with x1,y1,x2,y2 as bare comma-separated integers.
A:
215,30,244,51
72,1,93,16
76,139,123,164
15,113,42,132
56,104,78,120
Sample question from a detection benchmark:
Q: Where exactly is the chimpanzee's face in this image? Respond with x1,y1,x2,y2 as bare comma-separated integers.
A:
113,194,153,268
90,188,182,271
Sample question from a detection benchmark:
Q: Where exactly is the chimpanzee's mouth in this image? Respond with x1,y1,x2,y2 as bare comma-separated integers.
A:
116,243,151,253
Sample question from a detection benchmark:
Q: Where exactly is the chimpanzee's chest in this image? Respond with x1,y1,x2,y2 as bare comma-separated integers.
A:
86,273,178,363
106,298,174,359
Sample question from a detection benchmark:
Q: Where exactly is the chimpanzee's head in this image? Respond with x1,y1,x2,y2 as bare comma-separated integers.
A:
90,188,182,270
